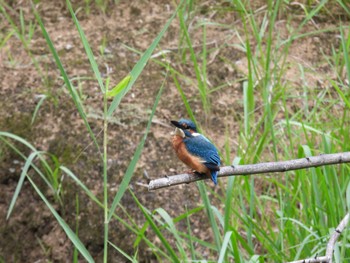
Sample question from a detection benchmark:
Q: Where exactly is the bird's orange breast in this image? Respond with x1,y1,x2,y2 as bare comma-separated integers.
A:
172,135,210,176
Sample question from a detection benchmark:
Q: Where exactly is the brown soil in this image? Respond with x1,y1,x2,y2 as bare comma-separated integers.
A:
0,0,348,262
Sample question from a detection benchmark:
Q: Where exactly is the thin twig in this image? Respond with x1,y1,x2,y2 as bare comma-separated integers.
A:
287,213,350,263
325,213,350,263
287,256,329,263
148,152,350,190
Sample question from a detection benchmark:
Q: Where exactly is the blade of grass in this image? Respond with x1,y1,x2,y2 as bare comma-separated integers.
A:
25,175,94,263
243,80,254,137
198,182,221,252
102,77,109,263
178,5,208,113
0,132,58,194
185,205,196,260
224,157,241,232
263,0,281,161
61,165,171,259
1,128,175,261
202,23,208,111
73,194,80,263
229,227,242,262
107,83,164,221
330,80,350,109
340,26,350,87
33,5,100,155
31,95,46,125
66,0,105,93
130,190,179,263
0,28,15,49
60,166,100,204
133,220,150,248
155,208,186,259
242,17,255,137
218,231,232,263
278,120,339,142
172,72,196,123
107,0,183,116
108,241,136,262
6,151,42,219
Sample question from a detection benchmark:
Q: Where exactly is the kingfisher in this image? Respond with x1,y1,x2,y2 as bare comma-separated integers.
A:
171,118,221,185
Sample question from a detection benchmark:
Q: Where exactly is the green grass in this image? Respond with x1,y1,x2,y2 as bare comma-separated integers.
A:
1,0,350,262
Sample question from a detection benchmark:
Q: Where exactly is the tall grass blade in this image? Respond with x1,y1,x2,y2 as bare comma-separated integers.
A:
224,157,241,233
0,136,93,260
172,72,197,123
297,0,328,32
155,208,186,258
6,151,43,219
31,95,46,125
60,166,101,204
66,0,105,92
243,80,254,136
198,182,221,252
0,131,37,151
230,228,242,262
0,132,56,193
107,84,164,221
340,26,350,85
102,75,109,263
218,231,232,263
61,166,168,258
26,175,94,263
107,0,183,116
178,6,208,112
329,79,350,109
108,241,136,262
73,194,80,263
130,190,179,263
185,205,196,260
337,0,350,16
33,6,100,153
278,120,338,142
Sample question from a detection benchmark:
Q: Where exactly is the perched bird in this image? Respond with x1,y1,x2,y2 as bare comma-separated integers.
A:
171,119,220,185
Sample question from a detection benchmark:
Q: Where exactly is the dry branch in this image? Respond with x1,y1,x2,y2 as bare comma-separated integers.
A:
148,152,350,190
287,213,350,263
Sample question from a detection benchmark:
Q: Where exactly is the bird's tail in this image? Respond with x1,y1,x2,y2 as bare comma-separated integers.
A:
210,170,218,185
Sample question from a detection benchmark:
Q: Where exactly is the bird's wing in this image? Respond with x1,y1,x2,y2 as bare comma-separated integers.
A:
183,135,220,167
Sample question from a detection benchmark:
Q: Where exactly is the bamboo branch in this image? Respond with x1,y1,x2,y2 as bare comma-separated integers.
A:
148,152,350,191
287,213,350,263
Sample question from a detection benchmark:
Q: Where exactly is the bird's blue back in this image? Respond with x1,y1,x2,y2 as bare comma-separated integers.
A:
183,133,220,184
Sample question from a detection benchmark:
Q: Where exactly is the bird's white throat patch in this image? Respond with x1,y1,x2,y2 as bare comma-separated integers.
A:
172,127,185,138
191,132,201,137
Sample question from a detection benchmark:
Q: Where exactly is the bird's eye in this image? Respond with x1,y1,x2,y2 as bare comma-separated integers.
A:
183,124,188,129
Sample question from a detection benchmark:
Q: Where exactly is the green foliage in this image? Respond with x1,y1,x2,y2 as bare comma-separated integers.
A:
2,0,350,262
1,0,181,262
0,132,93,261
106,75,131,98
178,3,210,114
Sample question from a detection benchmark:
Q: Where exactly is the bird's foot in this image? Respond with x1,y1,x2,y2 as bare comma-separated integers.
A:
193,171,207,177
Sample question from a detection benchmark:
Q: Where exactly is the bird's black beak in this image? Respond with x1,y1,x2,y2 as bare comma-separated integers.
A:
171,120,183,129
